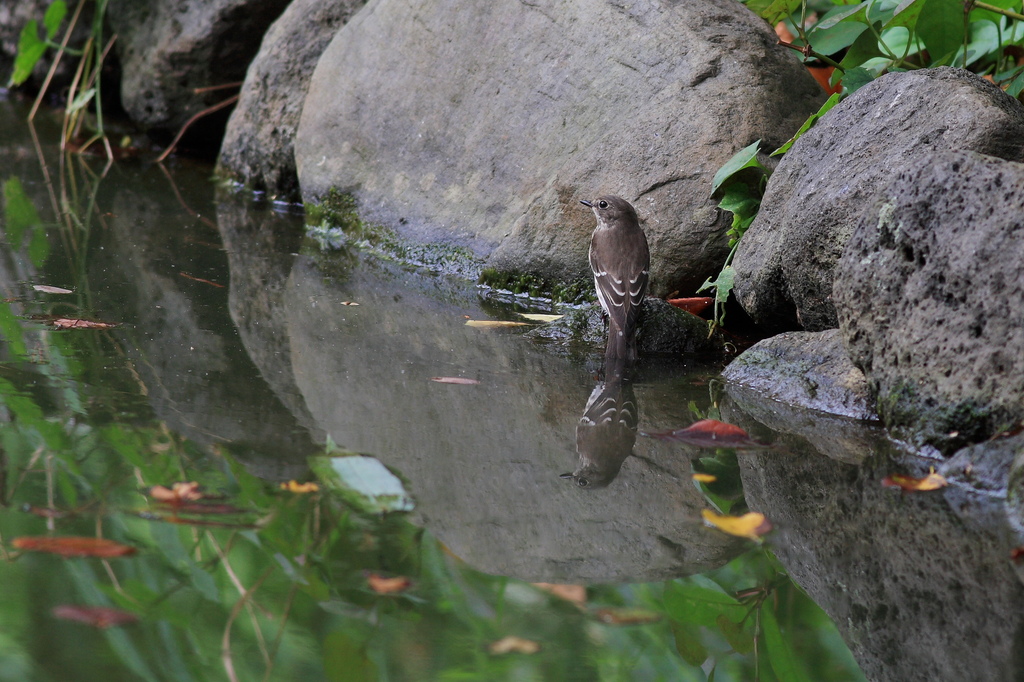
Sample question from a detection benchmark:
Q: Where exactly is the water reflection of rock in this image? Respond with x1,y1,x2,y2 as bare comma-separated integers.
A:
723,386,1024,682
233,249,743,583
86,166,317,480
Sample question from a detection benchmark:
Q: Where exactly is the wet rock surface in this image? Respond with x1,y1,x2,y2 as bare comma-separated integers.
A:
722,329,875,420
835,150,1024,453
296,0,824,297
733,68,1024,332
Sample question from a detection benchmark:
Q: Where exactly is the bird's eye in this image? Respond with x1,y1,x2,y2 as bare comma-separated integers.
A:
577,477,590,488
598,200,609,209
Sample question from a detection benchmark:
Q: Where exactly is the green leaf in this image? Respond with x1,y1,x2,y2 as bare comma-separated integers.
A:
698,266,735,304
815,2,870,31
839,21,885,71
711,141,765,195
43,0,68,41
916,0,966,65
807,20,869,56
761,605,813,682
840,67,875,94
772,92,841,156
885,0,926,29
1001,67,1024,97
9,20,47,86
744,0,802,25
718,613,754,654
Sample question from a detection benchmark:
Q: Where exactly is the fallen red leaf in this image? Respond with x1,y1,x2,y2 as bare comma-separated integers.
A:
366,573,412,594
52,605,138,628
1011,547,1024,563
881,468,947,492
12,536,137,558
644,419,767,449
667,297,714,316
20,504,69,519
52,318,117,330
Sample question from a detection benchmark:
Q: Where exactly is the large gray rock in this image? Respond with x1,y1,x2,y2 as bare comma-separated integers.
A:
217,0,366,199
722,329,876,421
296,0,824,297
733,68,1024,332
835,150,1024,453
108,0,289,139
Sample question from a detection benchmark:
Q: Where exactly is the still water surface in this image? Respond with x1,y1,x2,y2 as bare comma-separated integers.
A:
0,99,1021,681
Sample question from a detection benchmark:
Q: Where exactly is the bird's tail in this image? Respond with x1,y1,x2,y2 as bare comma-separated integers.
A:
604,317,638,363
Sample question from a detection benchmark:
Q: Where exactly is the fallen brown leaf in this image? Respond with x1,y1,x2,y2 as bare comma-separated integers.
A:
533,583,586,607
53,318,117,330
429,376,480,385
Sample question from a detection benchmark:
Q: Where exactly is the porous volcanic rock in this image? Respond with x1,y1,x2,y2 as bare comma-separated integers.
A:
835,150,1024,453
733,68,1024,332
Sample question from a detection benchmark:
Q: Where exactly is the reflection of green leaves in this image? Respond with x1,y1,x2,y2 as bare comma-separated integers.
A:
762,601,813,682
324,632,377,682
312,452,415,513
0,300,29,360
670,620,708,666
664,576,749,627
3,177,50,266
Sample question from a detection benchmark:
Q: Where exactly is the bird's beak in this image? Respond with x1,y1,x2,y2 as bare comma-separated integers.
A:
580,200,593,207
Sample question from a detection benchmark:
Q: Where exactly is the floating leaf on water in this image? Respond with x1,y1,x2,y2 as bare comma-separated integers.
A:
366,573,412,594
340,301,360,306
488,636,541,655
33,285,73,294
52,318,117,330
593,607,662,625
12,536,137,558
519,313,563,322
465,319,529,328
701,509,773,541
311,453,415,513
644,419,768,449
692,473,718,483
429,376,480,385
280,480,320,493
533,583,586,607
881,467,947,492
52,605,138,628
666,297,714,316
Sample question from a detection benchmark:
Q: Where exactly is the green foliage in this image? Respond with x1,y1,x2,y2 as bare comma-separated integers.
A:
8,0,66,86
705,0,1024,329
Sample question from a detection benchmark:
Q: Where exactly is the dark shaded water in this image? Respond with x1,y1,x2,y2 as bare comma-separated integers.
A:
0,98,1022,682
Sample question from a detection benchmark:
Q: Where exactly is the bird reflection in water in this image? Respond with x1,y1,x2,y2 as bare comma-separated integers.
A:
561,356,638,489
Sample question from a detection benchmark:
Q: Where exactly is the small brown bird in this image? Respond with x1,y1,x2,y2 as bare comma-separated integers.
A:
581,196,650,361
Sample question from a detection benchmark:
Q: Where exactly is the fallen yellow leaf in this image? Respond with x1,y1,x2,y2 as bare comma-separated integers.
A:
519,313,563,322
465,319,530,328
882,467,947,491
701,509,772,541
280,480,320,493
692,473,717,483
